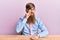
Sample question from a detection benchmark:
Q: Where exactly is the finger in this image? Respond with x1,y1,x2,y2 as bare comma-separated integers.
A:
28,10,31,13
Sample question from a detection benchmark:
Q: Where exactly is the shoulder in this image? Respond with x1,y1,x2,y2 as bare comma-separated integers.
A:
35,16,41,21
35,16,43,24
19,16,25,21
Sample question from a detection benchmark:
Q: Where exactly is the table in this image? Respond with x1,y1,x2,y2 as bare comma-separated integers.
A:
0,35,60,40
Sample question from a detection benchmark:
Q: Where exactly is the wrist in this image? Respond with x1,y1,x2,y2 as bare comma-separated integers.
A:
37,34,40,38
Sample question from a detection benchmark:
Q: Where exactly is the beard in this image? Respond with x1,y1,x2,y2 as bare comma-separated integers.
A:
26,13,36,24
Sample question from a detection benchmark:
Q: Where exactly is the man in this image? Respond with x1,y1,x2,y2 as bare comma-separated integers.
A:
16,2,48,39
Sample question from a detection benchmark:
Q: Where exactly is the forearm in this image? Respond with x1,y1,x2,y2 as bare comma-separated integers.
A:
38,30,49,38
16,18,27,33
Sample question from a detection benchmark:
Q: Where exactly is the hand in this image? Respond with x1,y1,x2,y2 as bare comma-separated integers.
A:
30,35,39,40
25,10,31,19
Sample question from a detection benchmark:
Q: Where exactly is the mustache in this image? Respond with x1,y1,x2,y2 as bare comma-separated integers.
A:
28,15,33,20
26,13,35,24
31,12,33,13
28,13,35,20
29,13,34,18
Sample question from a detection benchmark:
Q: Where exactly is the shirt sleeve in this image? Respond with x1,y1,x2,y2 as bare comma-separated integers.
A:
37,17,49,37
16,18,27,33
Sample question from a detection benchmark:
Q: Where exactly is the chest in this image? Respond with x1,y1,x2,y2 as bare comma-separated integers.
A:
24,22,38,31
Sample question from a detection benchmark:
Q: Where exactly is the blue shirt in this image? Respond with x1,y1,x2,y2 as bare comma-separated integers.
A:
16,16,48,37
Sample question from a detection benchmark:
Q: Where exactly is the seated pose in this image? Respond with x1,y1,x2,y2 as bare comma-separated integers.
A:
16,2,48,39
